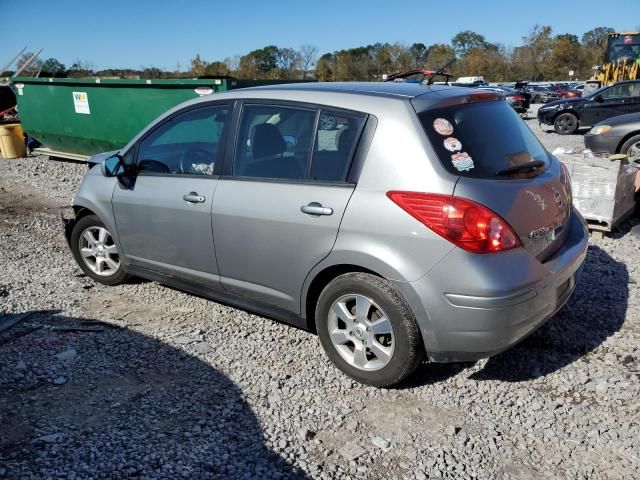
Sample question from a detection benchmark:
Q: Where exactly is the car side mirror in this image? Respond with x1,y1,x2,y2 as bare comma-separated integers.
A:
101,154,126,177
593,94,604,103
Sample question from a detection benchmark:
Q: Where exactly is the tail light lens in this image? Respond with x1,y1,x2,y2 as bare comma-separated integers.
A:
386,192,521,254
512,95,525,101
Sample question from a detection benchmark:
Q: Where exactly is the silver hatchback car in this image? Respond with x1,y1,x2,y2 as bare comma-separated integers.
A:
64,82,588,387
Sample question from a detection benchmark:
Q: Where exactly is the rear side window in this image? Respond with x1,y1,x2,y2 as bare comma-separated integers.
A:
234,104,316,180
418,101,549,179
311,110,365,182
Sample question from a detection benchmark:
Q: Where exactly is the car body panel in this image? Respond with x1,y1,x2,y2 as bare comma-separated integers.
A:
584,112,640,154
212,180,355,312
67,82,590,365
112,175,221,288
538,80,640,127
454,160,572,261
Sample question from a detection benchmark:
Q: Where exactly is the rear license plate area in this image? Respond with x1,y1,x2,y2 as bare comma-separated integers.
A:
556,276,574,304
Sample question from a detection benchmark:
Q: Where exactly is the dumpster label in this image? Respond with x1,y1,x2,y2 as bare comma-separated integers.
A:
72,92,90,114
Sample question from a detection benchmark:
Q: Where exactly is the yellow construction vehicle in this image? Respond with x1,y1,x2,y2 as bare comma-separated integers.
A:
595,32,640,86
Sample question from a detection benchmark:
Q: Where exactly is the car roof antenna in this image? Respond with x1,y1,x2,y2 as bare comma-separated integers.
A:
424,59,456,86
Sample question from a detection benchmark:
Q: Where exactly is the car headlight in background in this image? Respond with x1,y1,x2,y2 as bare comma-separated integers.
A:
590,125,612,135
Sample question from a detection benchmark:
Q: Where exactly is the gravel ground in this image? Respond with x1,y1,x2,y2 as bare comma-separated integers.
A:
1,107,639,480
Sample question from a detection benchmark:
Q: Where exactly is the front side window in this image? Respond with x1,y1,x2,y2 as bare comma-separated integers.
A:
234,104,316,180
311,110,365,181
137,105,229,175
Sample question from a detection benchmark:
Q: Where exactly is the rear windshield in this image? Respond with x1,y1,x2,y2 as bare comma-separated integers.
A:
418,100,550,179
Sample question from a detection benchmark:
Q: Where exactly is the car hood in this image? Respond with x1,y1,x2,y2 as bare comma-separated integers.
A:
595,111,640,128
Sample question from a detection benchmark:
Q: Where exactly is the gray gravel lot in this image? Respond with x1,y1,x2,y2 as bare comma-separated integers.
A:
1,106,639,480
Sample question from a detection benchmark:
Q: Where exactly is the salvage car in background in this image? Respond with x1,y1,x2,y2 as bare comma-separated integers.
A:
62,82,587,387
525,85,563,104
538,80,640,134
476,85,530,113
584,111,640,160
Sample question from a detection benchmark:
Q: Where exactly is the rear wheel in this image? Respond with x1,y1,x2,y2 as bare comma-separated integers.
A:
315,272,423,387
70,214,128,285
620,134,640,161
554,113,579,135
534,94,542,104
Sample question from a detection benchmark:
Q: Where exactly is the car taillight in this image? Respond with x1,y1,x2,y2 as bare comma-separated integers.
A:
386,192,521,254
512,95,525,101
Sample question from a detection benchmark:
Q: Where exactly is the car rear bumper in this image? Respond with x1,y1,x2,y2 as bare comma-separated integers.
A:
393,210,589,362
584,133,622,155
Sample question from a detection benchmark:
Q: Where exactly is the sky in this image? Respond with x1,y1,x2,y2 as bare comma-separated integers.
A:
1,0,639,71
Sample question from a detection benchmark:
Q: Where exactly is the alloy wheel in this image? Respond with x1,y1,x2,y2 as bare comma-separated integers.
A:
327,294,395,371
78,226,120,276
628,141,640,161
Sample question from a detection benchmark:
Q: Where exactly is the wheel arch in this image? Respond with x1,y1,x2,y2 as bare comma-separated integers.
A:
616,130,640,153
552,109,580,123
303,263,385,332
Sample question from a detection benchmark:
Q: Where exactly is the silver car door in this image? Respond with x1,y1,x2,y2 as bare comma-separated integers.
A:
112,103,230,288
212,103,367,313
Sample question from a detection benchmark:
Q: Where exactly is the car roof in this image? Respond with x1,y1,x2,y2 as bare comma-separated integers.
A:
238,81,460,99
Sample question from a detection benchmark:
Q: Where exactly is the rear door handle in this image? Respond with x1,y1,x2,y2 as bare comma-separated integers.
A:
301,202,333,216
183,192,206,203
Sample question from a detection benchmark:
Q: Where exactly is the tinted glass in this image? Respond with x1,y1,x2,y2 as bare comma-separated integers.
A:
137,105,228,175
419,100,549,179
311,110,365,182
600,83,640,99
234,104,316,180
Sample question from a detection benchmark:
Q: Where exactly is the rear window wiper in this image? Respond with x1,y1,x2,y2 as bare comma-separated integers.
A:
495,160,545,175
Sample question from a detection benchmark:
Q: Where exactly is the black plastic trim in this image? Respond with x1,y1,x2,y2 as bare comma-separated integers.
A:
127,265,308,330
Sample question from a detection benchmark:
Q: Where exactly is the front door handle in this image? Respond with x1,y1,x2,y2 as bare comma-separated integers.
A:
301,202,333,216
183,192,206,203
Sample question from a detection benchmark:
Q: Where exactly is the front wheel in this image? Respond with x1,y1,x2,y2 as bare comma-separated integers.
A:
554,113,579,135
620,134,640,161
315,273,423,387
70,214,129,285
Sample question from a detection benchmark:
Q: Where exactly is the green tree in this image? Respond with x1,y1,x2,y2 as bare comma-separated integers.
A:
315,53,334,81
452,31,488,57
40,58,66,76
409,43,428,68
517,25,554,80
551,34,584,78
581,26,615,67
425,44,456,70
203,61,229,76
190,54,206,76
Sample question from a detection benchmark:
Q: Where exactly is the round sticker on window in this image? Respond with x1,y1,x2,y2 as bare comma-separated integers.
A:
451,152,475,171
443,137,462,152
433,118,454,136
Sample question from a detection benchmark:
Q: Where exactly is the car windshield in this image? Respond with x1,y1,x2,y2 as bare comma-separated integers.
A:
418,100,549,179
606,34,640,63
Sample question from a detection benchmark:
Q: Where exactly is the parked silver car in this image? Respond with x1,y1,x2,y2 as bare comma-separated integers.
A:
63,82,588,386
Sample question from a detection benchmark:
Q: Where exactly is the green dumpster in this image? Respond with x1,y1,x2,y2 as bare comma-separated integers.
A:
10,77,230,158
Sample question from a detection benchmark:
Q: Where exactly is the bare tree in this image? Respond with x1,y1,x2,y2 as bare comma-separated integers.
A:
299,45,319,75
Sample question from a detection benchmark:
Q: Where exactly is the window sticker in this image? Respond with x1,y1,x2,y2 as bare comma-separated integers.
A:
451,152,474,171
443,137,462,152
433,118,453,136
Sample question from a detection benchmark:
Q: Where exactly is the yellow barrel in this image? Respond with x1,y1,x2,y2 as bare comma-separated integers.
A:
0,123,26,159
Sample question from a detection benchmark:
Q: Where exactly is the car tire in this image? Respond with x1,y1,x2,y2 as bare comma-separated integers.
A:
70,214,129,286
315,272,424,387
620,134,640,161
534,95,542,104
554,113,579,135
